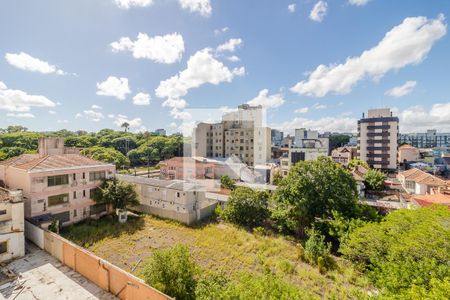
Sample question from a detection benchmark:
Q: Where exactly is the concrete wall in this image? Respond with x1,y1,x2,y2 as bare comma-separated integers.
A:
24,220,172,300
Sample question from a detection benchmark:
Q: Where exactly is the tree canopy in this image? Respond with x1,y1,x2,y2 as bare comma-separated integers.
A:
271,156,359,236
364,169,386,191
341,206,450,298
92,178,139,210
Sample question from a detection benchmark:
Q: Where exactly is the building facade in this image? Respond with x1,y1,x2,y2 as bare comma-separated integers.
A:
331,146,357,167
397,168,448,195
399,129,450,148
398,144,420,164
153,129,166,136
0,137,115,226
357,108,399,170
271,129,284,146
192,104,271,167
0,188,25,263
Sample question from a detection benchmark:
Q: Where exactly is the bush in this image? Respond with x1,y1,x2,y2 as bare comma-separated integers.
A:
220,175,236,190
304,229,333,270
140,245,197,300
221,187,269,228
364,169,386,191
341,206,450,297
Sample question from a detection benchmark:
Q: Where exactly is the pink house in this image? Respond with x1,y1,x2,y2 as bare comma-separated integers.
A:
0,137,115,226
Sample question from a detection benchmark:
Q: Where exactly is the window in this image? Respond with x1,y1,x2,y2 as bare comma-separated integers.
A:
82,172,85,179
73,209,77,217
89,171,106,181
48,193,69,206
0,209,6,215
73,173,76,181
73,191,77,199
0,241,7,254
47,175,69,187
83,190,86,197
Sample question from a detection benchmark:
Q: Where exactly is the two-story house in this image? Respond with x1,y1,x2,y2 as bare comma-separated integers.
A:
0,188,24,263
0,137,115,226
397,168,448,195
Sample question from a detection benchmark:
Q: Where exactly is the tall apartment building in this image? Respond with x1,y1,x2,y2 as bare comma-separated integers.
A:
0,137,115,226
271,129,284,147
357,108,399,170
192,104,271,167
399,129,450,148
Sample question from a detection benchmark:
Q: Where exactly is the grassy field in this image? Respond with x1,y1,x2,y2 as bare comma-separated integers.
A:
60,215,372,299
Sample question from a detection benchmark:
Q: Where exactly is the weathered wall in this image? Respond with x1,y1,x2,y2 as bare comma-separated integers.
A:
133,204,197,225
25,221,172,300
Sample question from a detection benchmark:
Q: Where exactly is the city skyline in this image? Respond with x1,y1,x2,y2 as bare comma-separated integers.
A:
1,0,450,134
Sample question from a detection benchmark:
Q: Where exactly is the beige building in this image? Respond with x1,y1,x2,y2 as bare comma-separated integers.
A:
118,174,217,225
331,146,357,167
0,137,115,226
0,188,25,263
397,168,447,195
192,104,271,167
357,108,399,170
398,144,420,164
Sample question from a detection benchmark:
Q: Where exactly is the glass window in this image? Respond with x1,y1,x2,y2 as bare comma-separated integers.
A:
89,171,106,181
0,241,7,254
47,175,69,187
48,193,69,206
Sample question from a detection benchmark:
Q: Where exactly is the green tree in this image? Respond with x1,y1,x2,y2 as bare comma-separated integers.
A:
92,178,139,211
271,157,358,236
81,146,129,168
329,134,350,150
6,125,28,133
364,169,386,191
220,175,236,190
272,170,283,185
347,159,369,169
303,228,332,266
341,206,450,298
220,187,269,228
140,245,197,300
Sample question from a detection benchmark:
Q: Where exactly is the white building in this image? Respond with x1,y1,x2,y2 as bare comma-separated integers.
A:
0,188,25,263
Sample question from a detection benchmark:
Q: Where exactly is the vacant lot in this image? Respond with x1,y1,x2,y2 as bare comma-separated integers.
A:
61,215,371,299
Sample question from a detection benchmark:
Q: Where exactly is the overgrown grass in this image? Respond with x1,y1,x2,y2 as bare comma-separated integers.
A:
62,215,373,299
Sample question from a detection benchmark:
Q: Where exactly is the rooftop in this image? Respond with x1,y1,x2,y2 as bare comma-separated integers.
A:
399,168,448,186
0,153,112,172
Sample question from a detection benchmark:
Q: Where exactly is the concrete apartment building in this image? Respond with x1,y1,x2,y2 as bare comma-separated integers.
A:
192,104,271,167
280,129,329,176
118,174,217,225
0,188,25,263
0,137,115,226
399,129,450,148
357,108,399,170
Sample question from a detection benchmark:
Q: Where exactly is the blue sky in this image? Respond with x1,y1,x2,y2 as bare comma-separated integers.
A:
0,0,449,134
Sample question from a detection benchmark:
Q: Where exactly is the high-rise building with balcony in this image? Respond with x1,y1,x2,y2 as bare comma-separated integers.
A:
357,108,399,170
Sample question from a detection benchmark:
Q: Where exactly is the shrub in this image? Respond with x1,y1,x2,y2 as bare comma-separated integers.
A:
364,169,386,191
140,245,197,300
304,229,333,269
220,175,236,190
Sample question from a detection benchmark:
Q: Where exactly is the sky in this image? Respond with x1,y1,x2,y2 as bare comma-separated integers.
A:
0,0,450,134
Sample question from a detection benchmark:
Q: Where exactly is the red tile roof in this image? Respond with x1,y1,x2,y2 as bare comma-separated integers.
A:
399,168,447,186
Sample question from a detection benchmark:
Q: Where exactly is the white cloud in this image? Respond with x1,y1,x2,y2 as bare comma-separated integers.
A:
96,76,131,100
216,38,242,53
227,55,240,62
288,4,296,13
111,32,184,64
5,52,67,75
156,48,244,101
114,0,153,9
397,103,450,132
170,108,192,121
114,114,143,129
310,1,328,22
247,89,285,109
77,110,105,122
169,122,178,128
6,112,35,118
292,15,447,97
273,116,357,133
178,0,211,17
312,102,327,109
133,92,151,105
295,107,309,114
0,81,56,112
108,114,115,118
48,110,56,114
348,0,370,6
214,27,229,35
385,81,417,98
91,104,102,110
57,119,68,124
162,98,187,109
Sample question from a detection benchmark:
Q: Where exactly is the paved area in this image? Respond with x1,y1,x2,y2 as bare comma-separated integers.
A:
0,243,117,300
